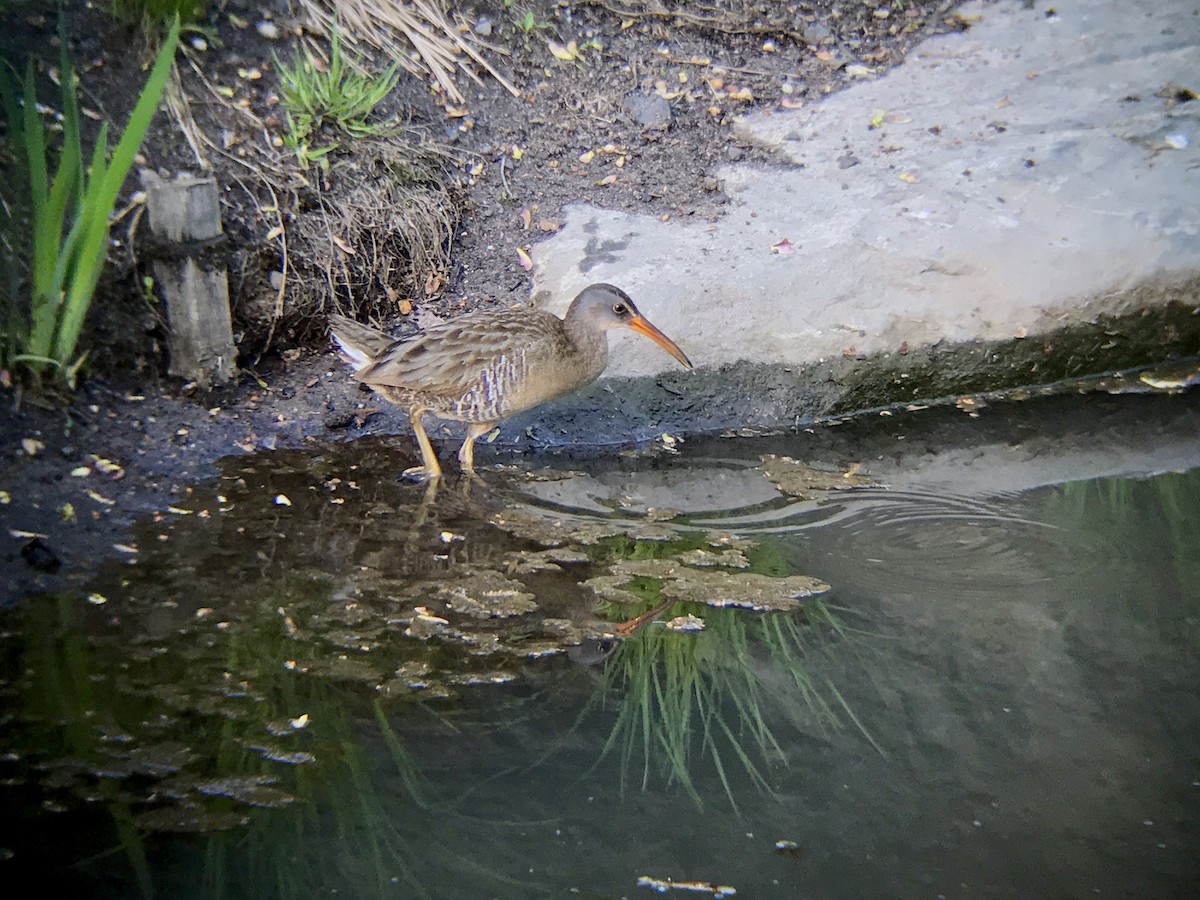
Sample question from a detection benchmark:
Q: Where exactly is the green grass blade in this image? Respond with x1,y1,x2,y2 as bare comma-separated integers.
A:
21,62,47,215
52,17,180,366
20,61,62,363
58,12,86,191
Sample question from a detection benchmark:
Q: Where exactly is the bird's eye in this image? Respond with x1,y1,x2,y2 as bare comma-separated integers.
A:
612,303,628,315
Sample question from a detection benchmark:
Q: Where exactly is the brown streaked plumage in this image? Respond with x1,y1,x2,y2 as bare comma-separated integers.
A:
329,283,692,479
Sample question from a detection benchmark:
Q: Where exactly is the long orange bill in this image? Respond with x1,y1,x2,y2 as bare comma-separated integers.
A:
628,316,694,369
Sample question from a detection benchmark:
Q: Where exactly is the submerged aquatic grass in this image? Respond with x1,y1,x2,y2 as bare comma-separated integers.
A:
587,596,872,812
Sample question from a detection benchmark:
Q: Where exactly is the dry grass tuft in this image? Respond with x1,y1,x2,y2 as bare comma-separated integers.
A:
229,136,459,353
298,0,518,103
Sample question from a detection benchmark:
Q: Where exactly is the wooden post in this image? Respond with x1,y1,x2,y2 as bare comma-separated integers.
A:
141,171,237,387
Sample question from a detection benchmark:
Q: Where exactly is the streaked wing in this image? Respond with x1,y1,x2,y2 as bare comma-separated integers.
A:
354,309,569,399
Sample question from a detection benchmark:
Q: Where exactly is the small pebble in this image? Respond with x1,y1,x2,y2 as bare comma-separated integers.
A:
256,21,280,40
622,91,672,130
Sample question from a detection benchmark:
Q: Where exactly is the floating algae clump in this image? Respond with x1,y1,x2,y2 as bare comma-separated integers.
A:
659,569,831,612
759,454,874,499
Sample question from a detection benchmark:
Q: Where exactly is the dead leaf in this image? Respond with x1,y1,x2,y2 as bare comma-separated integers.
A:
399,299,413,315
548,40,579,62
870,110,886,129
91,456,125,479
1013,325,1027,338
770,238,796,254
331,235,355,255
516,247,533,271
995,96,1012,109
595,174,618,186
424,271,445,295
578,149,595,164
898,172,919,183
353,408,381,427
519,208,532,231
654,80,683,100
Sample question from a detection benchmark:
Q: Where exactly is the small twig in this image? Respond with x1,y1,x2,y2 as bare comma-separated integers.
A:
256,180,289,361
164,59,210,170
657,53,780,78
497,155,512,200
582,0,807,39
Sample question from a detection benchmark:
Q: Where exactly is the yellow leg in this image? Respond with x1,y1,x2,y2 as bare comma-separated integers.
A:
406,406,442,480
458,422,494,474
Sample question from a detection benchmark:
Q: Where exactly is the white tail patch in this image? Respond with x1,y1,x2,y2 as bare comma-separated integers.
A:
331,333,373,372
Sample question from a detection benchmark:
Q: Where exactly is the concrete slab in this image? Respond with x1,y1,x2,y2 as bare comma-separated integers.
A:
530,0,1200,425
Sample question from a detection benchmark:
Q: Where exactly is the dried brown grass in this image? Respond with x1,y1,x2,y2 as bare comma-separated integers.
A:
230,136,459,352
297,0,518,103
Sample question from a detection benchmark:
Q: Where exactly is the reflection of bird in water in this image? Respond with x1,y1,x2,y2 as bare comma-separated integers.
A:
330,284,692,480
613,599,676,638
566,636,621,667
567,599,682,667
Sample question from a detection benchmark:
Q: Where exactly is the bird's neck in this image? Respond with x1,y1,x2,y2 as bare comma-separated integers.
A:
562,313,610,383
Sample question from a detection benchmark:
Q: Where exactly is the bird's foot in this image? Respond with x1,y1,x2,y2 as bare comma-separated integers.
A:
399,466,441,484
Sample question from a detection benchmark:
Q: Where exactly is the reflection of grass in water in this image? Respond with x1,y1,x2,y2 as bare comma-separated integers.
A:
589,532,710,565
1051,471,1200,626
186,603,450,900
199,696,436,900
9,594,156,897
3,586,447,899
590,598,875,812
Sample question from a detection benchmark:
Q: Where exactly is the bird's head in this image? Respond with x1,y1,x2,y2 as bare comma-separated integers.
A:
566,283,693,369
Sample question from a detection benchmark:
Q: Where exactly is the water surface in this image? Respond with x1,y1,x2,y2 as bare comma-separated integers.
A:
2,393,1198,898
